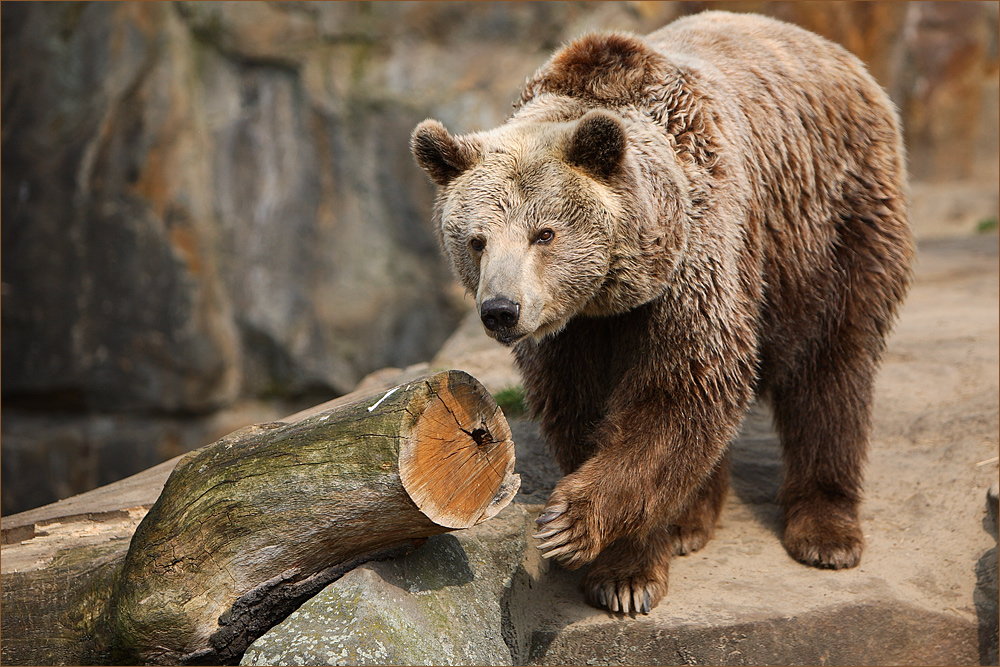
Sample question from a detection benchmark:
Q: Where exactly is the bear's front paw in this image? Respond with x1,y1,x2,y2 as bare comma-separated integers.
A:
580,529,673,615
532,485,603,569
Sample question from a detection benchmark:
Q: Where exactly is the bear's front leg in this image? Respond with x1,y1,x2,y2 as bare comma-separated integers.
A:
573,456,729,614
534,372,751,611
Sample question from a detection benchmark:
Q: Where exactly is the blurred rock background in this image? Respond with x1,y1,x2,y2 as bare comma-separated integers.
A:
2,1,997,516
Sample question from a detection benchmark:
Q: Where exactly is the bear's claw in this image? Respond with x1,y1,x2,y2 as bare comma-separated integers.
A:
535,510,562,525
580,526,673,615
588,577,656,615
537,541,578,561
532,495,600,568
533,528,571,549
533,515,576,559
532,525,564,540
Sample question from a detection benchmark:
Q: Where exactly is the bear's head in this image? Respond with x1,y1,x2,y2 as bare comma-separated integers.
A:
412,109,680,346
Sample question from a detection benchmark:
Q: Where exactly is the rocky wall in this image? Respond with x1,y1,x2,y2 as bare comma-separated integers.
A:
3,1,998,515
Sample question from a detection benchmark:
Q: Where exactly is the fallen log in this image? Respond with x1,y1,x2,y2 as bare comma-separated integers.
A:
1,370,519,666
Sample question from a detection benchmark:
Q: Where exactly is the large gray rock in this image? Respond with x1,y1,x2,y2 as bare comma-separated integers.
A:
241,411,990,666
1,2,239,413
242,505,537,666
1,2,466,413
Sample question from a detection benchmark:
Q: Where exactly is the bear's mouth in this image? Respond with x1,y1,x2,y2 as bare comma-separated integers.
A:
492,331,526,346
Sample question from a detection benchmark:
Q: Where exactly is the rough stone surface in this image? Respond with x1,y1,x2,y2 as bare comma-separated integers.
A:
242,235,998,666
242,505,535,666
1,1,467,415
980,481,1000,666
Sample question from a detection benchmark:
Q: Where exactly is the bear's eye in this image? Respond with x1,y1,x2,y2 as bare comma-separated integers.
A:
534,229,555,245
469,237,486,253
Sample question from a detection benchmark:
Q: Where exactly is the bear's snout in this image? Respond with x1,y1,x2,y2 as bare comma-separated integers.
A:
480,297,520,333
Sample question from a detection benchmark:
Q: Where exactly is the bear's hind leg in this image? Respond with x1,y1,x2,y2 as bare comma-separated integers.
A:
771,344,875,569
581,523,673,615
670,452,730,556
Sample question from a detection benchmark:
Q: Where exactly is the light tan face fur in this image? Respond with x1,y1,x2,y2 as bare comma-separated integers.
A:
423,120,625,345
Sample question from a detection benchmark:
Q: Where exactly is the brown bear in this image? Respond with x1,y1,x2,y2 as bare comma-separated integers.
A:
411,10,914,615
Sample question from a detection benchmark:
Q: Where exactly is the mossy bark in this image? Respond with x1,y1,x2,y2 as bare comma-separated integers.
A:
0,370,518,666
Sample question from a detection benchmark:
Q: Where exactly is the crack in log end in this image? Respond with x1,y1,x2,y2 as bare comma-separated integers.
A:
459,423,505,482
477,470,522,524
424,381,467,434
465,424,494,449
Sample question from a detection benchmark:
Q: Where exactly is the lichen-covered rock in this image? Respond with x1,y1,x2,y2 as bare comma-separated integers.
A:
241,505,535,666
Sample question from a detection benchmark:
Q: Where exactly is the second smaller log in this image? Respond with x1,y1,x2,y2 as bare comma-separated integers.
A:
89,369,519,665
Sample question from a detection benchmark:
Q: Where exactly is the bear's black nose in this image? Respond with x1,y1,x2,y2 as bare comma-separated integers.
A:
480,297,520,331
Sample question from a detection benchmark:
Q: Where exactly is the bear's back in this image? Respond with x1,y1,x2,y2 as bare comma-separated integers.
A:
646,11,867,91
646,11,905,241
643,11,902,175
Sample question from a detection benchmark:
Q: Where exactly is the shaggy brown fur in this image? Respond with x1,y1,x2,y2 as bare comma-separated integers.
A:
411,11,914,615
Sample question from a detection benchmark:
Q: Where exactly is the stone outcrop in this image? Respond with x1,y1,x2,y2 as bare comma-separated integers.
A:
1,2,462,415
241,505,535,667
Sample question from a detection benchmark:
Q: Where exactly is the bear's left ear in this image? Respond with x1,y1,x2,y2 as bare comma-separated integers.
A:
566,109,627,180
411,119,475,186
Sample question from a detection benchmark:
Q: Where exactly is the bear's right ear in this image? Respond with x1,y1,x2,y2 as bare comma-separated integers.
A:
566,109,627,180
411,120,474,186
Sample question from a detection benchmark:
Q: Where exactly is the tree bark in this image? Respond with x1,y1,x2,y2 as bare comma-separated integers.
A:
1,370,519,665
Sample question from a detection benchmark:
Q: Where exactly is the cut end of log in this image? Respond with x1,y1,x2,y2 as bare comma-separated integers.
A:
399,371,520,529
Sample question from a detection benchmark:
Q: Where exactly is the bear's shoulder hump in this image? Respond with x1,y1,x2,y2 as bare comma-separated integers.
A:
524,32,669,106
